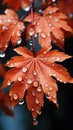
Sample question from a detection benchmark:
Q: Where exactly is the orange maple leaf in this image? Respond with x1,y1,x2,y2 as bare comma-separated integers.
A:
0,91,14,117
1,47,73,118
2,0,30,11
0,9,24,52
24,6,73,50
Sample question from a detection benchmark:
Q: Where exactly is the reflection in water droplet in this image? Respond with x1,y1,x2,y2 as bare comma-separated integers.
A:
7,80,11,86
33,118,38,126
22,67,27,72
12,93,18,100
41,32,46,38
33,70,37,76
17,39,22,45
27,79,32,84
32,90,35,96
33,81,38,87
29,28,34,36
35,98,40,104
17,76,23,81
37,86,42,92
0,51,5,58
18,98,24,105
2,25,8,30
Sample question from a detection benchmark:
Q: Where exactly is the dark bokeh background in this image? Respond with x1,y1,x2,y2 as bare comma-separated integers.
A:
0,1,73,130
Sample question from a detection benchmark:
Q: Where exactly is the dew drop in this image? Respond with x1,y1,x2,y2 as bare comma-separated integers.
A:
37,22,40,25
16,32,21,36
38,28,41,32
7,80,11,86
41,32,46,38
45,84,48,87
0,20,2,23
12,93,18,100
17,76,23,82
48,11,53,14
36,109,41,115
7,19,11,22
33,118,38,126
34,33,38,37
56,57,61,61
32,90,35,96
2,25,8,30
33,70,37,76
24,6,30,11
49,86,53,91
35,98,40,104
33,81,38,87
29,28,34,36
27,79,32,84
31,108,34,112
22,67,27,72
17,39,22,45
54,18,59,22
64,81,67,84
0,51,5,58
37,86,42,92
49,24,52,27
53,73,56,77
18,98,24,105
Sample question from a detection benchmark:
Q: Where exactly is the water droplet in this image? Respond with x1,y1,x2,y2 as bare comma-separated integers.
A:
12,93,18,100
0,51,5,58
56,57,61,61
7,19,11,22
2,25,8,30
32,90,35,96
27,79,32,84
7,80,11,86
41,33,46,38
22,67,27,72
48,11,53,14
37,22,40,25
0,20,2,23
24,6,30,11
33,70,37,76
38,28,41,32
64,81,67,84
37,86,42,92
49,24,52,27
45,84,48,87
44,58,48,61
53,73,56,77
33,118,38,126
49,86,53,91
17,39,22,45
52,0,56,2
18,98,24,105
34,33,38,37
52,63,55,66
33,81,38,87
35,98,40,104
43,51,47,54
31,108,34,111
36,109,41,115
16,32,21,36
10,63,14,67
49,15,52,18
29,42,33,46
17,76,22,81
54,18,59,22
29,28,34,36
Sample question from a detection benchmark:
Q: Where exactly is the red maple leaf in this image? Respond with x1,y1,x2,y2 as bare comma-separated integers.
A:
24,6,73,50
1,47,73,118
2,0,30,11
0,90,14,117
0,9,24,52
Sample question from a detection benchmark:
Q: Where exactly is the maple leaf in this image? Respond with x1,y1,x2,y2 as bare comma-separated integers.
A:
1,47,73,118
0,90,14,117
24,6,73,50
0,9,24,52
2,0,30,11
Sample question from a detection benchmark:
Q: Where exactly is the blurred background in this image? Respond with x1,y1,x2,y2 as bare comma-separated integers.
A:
0,0,73,130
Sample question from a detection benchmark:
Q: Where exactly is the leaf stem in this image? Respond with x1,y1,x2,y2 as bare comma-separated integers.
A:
30,0,36,56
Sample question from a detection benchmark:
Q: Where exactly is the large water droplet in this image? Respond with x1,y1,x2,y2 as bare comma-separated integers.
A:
33,70,37,76
35,98,40,104
0,51,5,58
18,98,24,105
41,33,46,38
33,81,39,87
17,75,23,82
33,118,38,126
29,28,34,36
2,25,8,30
7,80,11,86
32,90,35,96
12,93,18,100
24,6,30,11
49,86,53,91
37,86,42,92
27,79,32,84
22,67,27,72
7,19,11,22
17,39,22,45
